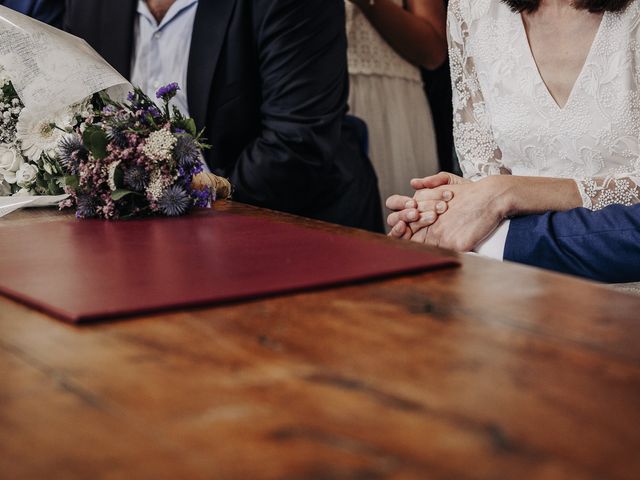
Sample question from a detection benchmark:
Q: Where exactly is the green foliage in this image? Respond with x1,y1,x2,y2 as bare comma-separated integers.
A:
82,126,108,160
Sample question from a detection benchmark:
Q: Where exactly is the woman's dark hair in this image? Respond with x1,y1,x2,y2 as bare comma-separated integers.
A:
502,0,632,13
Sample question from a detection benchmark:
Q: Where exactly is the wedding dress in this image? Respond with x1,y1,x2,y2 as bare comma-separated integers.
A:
346,0,439,221
449,0,640,291
449,0,640,209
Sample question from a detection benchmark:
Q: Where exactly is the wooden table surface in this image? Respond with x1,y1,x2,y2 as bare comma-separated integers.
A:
2,201,640,480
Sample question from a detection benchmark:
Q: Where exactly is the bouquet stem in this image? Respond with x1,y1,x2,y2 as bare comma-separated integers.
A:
192,173,232,200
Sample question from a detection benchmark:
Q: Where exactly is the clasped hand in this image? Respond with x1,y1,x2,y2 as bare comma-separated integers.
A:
386,172,508,251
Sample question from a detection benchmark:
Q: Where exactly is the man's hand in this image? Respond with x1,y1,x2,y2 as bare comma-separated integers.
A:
386,188,453,238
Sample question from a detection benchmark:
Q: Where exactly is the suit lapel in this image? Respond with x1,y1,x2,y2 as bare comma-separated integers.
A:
98,0,137,78
187,0,238,128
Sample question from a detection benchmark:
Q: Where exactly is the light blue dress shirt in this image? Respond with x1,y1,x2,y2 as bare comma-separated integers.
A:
131,0,199,115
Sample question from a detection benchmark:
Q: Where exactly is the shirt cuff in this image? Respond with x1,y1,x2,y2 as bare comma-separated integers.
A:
474,220,510,261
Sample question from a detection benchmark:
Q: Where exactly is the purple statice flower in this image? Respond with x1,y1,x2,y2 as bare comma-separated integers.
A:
158,185,190,216
123,165,149,192
173,135,200,168
191,185,214,208
58,134,88,174
127,92,136,102
156,83,180,101
148,105,162,118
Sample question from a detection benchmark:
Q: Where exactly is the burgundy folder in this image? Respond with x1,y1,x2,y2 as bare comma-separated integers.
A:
0,210,457,323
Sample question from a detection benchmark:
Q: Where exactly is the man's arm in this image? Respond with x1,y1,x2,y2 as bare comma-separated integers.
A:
504,204,640,283
230,0,350,213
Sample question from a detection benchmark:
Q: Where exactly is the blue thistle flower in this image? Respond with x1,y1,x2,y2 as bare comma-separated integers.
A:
58,134,88,174
123,166,149,192
105,126,129,148
158,185,190,216
156,83,180,101
173,135,200,168
76,194,99,218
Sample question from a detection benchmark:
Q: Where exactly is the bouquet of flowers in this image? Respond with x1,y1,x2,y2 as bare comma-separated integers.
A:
0,70,230,219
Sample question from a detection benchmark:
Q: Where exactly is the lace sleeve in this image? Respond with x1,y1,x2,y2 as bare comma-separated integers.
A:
448,0,510,181
575,176,640,210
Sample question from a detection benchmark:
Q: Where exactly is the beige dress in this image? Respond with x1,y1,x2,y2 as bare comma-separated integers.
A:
346,1,439,221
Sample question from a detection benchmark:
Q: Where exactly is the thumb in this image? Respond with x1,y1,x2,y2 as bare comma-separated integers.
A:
410,172,454,190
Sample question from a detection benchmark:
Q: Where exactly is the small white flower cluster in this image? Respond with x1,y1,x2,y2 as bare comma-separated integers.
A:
142,128,177,162
0,95,23,145
107,160,121,191
146,169,173,201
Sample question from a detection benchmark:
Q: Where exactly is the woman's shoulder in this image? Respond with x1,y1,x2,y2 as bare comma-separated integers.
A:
448,0,508,28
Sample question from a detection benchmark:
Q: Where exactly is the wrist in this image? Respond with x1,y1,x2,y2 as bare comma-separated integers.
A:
484,175,517,219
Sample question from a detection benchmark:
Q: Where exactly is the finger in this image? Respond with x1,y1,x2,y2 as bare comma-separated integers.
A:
411,172,453,190
386,194,416,211
413,188,454,203
416,200,449,214
387,208,420,228
408,211,438,233
389,220,408,238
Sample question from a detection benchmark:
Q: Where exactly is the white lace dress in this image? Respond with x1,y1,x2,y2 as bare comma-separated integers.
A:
346,1,439,219
449,0,640,290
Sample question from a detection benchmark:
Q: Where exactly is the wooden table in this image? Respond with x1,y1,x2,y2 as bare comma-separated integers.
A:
2,202,640,480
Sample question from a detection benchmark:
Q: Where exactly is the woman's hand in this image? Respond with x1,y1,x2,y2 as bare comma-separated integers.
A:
406,175,583,251
386,172,467,238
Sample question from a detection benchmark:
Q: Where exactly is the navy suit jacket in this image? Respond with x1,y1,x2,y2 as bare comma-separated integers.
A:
0,0,64,28
504,204,640,283
64,0,383,232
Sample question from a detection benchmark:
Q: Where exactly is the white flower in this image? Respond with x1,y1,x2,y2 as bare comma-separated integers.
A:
107,160,121,191
0,143,24,184
16,107,73,161
142,128,177,162
15,163,38,188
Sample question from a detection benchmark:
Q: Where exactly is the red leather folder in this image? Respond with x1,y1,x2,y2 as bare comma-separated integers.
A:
0,210,458,323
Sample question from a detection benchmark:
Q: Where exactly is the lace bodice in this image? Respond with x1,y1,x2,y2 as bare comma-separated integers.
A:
448,0,640,209
346,0,422,82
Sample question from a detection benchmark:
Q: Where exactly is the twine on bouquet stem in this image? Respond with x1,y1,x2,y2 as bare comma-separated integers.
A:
192,172,233,200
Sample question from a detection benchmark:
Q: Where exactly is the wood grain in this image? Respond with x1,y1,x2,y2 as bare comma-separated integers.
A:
1,201,640,480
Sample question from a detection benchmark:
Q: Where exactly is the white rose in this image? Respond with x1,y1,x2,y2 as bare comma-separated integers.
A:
15,163,38,188
0,143,24,184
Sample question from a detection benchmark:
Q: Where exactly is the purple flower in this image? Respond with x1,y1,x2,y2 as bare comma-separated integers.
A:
173,135,200,168
158,185,190,216
156,83,180,101
58,134,88,174
76,194,99,218
191,185,214,208
123,166,149,191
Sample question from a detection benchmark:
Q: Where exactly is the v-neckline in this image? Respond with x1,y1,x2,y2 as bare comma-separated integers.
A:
517,10,607,111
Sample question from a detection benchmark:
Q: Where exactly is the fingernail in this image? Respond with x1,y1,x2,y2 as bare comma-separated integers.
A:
425,212,436,222
436,202,446,213
442,191,453,201
405,200,415,208
407,211,418,221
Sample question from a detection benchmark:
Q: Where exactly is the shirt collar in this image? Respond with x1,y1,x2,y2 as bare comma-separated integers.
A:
137,0,199,30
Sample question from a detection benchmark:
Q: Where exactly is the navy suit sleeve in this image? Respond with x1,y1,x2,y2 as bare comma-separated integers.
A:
504,204,640,283
229,0,350,212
